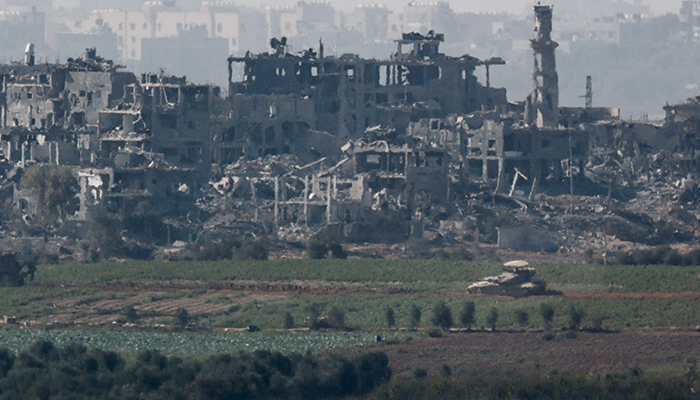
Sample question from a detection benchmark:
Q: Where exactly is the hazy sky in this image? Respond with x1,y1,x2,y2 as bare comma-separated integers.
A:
52,0,683,16
223,0,681,16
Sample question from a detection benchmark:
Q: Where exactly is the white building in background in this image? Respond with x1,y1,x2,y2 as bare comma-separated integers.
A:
64,1,267,61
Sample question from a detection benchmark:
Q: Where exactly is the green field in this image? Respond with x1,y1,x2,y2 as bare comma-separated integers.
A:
0,259,695,332
33,259,700,292
0,328,403,355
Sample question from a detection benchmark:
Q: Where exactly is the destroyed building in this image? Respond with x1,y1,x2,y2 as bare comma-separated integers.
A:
2,3,700,260
227,30,507,140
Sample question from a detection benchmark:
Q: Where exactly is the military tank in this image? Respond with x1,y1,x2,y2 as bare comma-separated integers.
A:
467,262,546,298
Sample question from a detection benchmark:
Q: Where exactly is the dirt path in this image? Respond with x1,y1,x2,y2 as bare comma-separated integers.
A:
32,281,700,300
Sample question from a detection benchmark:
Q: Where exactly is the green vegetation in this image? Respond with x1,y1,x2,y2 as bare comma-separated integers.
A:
515,309,529,326
0,329,408,355
617,245,700,266
32,259,700,293
385,306,395,328
20,164,78,229
459,301,475,329
0,340,391,399
409,304,421,328
486,307,499,331
431,301,453,329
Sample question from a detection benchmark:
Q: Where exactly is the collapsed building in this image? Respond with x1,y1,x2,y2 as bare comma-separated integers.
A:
1,4,700,259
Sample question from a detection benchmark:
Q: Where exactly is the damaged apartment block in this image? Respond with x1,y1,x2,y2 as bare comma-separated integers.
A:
5,3,700,257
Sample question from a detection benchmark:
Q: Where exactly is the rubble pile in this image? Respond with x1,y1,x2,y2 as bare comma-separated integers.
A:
1,5,700,263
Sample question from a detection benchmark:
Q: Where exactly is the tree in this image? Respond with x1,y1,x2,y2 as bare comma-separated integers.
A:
307,240,328,259
409,304,421,328
459,301,476,329
486,308,499,331
175,308,190,326
0,252,34,286
540,303,555,331
328,307,345,329
20,165,78,229
568,305,586,330
431,300,453,329
515,309,529,327
384,306,395,328
87,208,123,259
283,312,294,329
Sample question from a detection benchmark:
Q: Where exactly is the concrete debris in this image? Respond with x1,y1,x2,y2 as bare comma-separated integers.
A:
0,5,699,263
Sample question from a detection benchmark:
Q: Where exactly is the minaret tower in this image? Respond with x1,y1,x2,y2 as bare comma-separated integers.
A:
525,4,559,128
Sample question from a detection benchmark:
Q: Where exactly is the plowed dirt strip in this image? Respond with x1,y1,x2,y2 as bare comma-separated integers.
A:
343,329,700,377
31,282,700,299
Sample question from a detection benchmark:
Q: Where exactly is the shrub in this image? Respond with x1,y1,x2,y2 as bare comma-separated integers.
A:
306,303,325,330
542,333,555,341
431,300,453,329
486,307,499,331
328,242,348,259
440,364,452,377
564,330,578,339
539,303,554,331
283,312,294,329
427,329,443,338
234,239,269,261
568,305,586,330
515,309,529,327
307,241,328,259
384,306,395,328
123,305,139,323
409,304,421,328
459,301,476,329
413,368,428,379
175,307,190,326
328,307,345,329
195,235,241,261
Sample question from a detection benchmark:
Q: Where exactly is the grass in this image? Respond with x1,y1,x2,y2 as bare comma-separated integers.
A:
8,259,700,330
32,260,700,293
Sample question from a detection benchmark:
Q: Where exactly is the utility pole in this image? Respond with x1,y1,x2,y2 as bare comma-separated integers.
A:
585,75,592,109
568,127,574,213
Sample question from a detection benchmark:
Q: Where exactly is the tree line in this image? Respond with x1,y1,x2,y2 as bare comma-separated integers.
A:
0,340,391,399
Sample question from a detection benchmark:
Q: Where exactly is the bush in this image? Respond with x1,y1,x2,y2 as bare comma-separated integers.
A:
306,303,326,330
0,341,391,399
409,304,421,328
540,304,554,331
384,306,395,328
307,241,328,259
194,235,241,261
542,333,555,341
431,301,453,329
486,308,499,331
413,368,428,379
283,312,294,329
459,301,476,329
328,307,345,329
123,305,139,323
440,364,452,377
564,330,578,339
234,239,269,261
328,242,348,259
175,307,190,326
568,305,586,330
515,309,529,327
427,329,443,338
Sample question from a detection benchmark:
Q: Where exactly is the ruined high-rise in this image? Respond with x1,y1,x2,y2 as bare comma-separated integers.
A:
525,4,559,128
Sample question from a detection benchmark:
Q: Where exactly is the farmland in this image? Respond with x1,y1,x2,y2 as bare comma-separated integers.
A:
2,258,700,382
